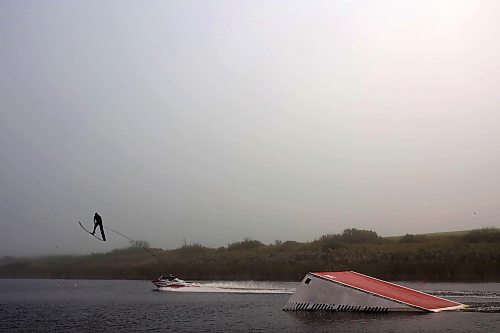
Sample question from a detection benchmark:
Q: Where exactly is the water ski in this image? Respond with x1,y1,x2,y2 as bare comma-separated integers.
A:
78,221,103,241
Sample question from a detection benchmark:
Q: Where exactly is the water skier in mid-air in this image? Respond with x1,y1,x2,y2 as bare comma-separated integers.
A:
92,212,106,241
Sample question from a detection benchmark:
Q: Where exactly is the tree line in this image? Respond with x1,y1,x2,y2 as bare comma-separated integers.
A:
1,228,499,281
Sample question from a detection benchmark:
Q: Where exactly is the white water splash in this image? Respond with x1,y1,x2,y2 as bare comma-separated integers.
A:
158,281,296,294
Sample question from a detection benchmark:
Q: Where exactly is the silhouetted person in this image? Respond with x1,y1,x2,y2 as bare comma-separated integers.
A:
92,212,106,241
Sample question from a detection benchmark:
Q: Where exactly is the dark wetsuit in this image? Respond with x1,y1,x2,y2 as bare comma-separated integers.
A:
92,213,106,241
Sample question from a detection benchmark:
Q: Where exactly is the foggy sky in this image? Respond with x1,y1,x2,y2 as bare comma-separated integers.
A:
1,0,499,256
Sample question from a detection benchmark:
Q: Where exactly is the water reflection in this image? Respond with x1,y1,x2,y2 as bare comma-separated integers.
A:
288,310,429,325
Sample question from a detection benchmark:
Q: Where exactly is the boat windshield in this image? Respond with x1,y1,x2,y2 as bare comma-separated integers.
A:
159,274,178,281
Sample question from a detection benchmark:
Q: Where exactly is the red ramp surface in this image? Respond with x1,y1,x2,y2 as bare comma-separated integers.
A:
313,271,463,312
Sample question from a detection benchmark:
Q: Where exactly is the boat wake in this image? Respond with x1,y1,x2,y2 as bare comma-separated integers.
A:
158,281,296,294
458,303,500,313
427,290,500,299
423,289,500,313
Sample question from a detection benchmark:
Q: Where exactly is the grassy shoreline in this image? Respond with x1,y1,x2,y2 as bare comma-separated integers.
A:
1,228,499,282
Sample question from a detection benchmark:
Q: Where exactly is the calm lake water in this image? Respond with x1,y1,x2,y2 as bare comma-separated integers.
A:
0,279,499,332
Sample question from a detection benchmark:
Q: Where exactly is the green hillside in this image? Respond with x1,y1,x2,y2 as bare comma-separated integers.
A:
1,228,499,282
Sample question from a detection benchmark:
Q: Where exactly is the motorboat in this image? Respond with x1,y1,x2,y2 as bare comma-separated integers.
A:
151,274,200,289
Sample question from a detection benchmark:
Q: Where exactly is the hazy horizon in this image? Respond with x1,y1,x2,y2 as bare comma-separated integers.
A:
1,0,500,257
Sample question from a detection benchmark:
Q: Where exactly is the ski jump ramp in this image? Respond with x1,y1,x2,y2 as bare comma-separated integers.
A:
283,271,466,313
